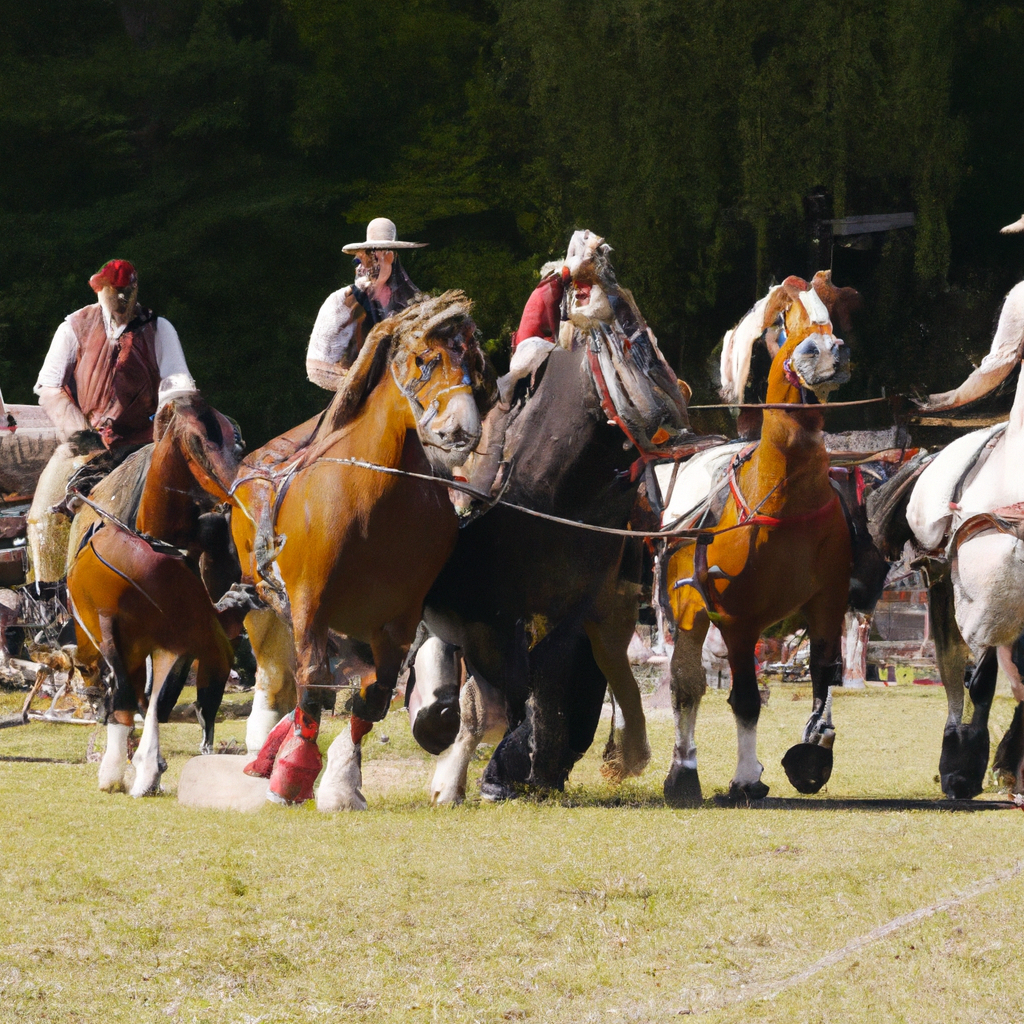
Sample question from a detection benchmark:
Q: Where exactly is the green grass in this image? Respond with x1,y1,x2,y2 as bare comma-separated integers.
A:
1,684,1023,1023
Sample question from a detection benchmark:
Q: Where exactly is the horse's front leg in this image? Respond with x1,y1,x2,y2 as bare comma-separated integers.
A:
723,626,769,803
664,612,710,807
130,651,178,797
927,575,978,797
585,610,651,784
940,646,998,800
317,627,406,813
97,614,135,794
432,674,507,806
244,608,297,752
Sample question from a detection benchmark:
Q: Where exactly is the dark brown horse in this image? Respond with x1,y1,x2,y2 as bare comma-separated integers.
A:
66,394,246,795
664,275,853,806
231,291,486,807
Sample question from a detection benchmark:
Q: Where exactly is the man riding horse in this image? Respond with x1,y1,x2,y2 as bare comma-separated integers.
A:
306,218,426,391
28,259,196,582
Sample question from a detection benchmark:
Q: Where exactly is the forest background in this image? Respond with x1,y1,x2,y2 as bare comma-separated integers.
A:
1,0,1022,446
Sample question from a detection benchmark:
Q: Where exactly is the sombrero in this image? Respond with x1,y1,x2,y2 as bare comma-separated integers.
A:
341,218,428,252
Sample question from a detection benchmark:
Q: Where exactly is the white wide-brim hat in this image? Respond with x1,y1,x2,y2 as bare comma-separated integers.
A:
342,217,428,252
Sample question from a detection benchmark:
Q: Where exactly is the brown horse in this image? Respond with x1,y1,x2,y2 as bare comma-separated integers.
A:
66,394,245,795
664,275,853,806
231,291,485,808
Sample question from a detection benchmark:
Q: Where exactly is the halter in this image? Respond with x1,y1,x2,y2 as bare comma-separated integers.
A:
390,347,474,428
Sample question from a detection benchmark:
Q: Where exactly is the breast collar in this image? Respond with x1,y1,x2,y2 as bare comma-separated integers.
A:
728,444,838,528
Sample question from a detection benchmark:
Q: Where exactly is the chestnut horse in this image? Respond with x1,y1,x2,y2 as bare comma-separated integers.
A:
231,291,485,807
66,394,247,795
664,275,853,806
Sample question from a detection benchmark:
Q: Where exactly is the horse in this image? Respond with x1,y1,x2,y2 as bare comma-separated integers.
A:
65,393,248,795
662,274,853,806
337,230,696,805
892,279,1024,798
231,291,486,808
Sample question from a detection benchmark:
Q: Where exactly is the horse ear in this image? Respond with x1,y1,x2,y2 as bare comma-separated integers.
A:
811,270,862,333
762,285,795,330
153,401,175,442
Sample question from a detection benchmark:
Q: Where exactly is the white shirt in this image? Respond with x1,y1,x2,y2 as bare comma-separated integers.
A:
34,305,195,402
307,287,362,369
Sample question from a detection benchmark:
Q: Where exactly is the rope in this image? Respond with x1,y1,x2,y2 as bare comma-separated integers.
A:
687,396,894,411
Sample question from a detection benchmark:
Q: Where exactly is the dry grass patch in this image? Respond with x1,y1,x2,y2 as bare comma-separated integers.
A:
0,683,1022,1023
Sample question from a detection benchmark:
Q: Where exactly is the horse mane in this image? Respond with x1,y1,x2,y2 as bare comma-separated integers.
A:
84,446,155,528
313,290,477,442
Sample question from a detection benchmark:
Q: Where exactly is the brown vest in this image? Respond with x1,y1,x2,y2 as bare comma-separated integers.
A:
64,304,161,449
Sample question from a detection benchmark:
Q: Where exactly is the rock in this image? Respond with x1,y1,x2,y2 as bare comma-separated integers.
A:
176,753,268,812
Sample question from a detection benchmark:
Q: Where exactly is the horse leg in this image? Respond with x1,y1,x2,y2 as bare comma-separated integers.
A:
928,574,976,797
724,627,770,803
432,674,507,806
408,634,463,755
317,629,405,812
244,608,296,752
264,614,330,807
129,650,179,797
97,615,135,793
936,646,997,800
994,638,1024,795
782,592,844,795
195,658,227,755
585,613,651,783
664,612,710,808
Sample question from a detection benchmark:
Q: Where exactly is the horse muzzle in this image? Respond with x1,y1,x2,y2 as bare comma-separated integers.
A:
419,392,482,469
790,333,850,400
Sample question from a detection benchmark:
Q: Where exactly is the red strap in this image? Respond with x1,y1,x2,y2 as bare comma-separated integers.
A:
728,449,838,527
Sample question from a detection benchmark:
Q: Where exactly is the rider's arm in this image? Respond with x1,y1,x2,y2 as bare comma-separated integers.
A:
153,318,197,401
306,287,365,391
34,322,90,439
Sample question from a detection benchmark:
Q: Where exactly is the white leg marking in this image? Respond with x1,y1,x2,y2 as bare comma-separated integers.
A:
732,720,764,788
130,698,163,798
98,722,130,793
246,687,283,753
316,729,367,812
672,703,699,771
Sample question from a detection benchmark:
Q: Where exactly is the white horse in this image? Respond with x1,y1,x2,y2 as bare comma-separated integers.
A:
906,279,1024,797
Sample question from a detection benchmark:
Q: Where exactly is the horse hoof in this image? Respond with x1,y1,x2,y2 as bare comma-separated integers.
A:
351,682,393,723
480,780,518,803
725,780,770,805
939,724,988,800
782,742,833,794
664,764,703,808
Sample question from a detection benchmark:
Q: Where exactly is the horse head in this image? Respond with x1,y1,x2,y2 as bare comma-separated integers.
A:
765,275,851,405
152,392,245,505
318,290,485,474
562,229,690,449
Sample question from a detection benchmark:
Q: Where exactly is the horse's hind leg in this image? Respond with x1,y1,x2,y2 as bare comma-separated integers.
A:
723,626,770,802
938,646,997,800
664,612,710,808
130,650,179,797
994,638,1024,795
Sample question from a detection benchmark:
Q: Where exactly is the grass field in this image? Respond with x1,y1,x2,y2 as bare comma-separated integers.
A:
1,682,1023,1023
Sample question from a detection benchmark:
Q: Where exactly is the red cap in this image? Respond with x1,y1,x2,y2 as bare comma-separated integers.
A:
89,260,137,293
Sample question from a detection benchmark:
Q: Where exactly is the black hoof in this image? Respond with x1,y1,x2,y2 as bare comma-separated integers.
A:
939,724,988,800
479,780,518,803
350,682,392,723
782,743,833,794
725,779,770,805
412,701,461,756
664,764,703,808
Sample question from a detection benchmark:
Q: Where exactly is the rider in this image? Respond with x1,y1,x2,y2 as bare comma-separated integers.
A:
306,218,426,390
28,259,196,582
35,259,195,446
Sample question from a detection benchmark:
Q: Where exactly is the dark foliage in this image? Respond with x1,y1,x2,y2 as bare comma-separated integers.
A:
2,0,1023,445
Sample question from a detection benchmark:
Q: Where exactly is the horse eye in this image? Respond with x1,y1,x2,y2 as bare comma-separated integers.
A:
414,355,425,368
